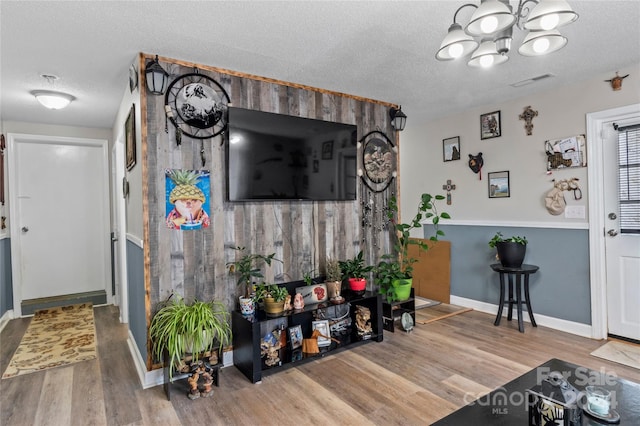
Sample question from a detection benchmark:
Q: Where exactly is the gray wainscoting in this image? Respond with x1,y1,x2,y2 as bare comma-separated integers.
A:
127,239,146,360
432,225,591,325
0,238,13,316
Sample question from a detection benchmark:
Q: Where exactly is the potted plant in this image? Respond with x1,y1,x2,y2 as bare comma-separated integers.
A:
149,295,232,380
339,250,374,294
227,246,280,315
254,283,289,315
375,193,449,301
488,232,528,268
325,258,343,303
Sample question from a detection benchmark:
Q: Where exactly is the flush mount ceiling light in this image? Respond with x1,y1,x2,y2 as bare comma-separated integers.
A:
436,0,578,67
31,90,75,109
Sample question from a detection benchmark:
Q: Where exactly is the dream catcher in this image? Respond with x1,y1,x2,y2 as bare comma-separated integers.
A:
164,70,231,154
358,130,396,248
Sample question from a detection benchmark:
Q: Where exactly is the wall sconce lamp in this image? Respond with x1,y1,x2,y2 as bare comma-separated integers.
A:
436,0,578,68
31,90,75,109
390,106,407,131
145,55,169,95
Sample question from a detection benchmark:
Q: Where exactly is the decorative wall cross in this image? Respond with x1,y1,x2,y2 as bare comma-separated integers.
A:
442,179,456,205
519,105,538,136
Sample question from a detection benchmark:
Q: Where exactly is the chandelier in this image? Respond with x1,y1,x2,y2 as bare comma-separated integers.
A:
436,0,579,68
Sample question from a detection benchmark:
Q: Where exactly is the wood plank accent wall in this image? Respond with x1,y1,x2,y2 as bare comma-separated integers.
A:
142,54,399,368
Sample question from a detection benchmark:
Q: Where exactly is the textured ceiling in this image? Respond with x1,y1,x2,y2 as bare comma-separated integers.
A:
1,1,639,130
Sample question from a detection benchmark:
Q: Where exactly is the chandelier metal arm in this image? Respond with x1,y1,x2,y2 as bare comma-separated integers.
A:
452,3,478,24
512,0,540,30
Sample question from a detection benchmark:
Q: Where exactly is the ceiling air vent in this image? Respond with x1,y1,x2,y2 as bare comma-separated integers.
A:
510,73,555,88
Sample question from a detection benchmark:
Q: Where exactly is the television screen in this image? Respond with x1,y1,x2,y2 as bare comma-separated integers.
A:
226,107,358,201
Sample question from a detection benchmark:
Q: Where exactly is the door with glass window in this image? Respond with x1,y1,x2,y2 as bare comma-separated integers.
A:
604,122,640,340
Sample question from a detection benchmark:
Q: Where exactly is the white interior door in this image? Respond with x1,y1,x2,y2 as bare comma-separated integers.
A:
603,119,640,341
8,134,110,316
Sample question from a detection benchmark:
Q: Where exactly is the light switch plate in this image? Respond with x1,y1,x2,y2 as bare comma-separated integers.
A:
565,205,585,219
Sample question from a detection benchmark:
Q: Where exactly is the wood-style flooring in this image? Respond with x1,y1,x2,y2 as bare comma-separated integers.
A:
1,304,639,425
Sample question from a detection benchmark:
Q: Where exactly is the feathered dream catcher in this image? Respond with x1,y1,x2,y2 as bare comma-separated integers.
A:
164,70,230,146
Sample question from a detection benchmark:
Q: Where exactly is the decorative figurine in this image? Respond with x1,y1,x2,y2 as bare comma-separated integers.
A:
468,153,484,180
293,292,305,310
355,305,373,339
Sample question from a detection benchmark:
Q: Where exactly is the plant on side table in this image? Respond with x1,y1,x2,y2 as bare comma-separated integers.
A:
150,295,232,380
254,283,290,315
325,258,344,303
339,250,374,294
375,193,450,302
227,246,280,316
488,232,528,268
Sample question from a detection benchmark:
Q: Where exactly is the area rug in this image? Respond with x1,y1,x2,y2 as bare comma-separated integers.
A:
2,303,97,379
590,341,640,370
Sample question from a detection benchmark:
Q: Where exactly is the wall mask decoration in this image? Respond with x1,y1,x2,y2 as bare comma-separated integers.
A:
468,152,484,180
165,70,230,145
605,72,629,91
519,105,538,136
165,169,211,230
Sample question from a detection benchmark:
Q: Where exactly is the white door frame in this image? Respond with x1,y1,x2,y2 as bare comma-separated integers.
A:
8,133,111,317
111,135,128,323
586,103,640,339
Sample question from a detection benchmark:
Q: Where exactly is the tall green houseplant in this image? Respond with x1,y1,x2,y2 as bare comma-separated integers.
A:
227,246,280,298
376,193,450,301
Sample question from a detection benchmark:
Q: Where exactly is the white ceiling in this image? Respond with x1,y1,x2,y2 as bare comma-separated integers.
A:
1,1,639,131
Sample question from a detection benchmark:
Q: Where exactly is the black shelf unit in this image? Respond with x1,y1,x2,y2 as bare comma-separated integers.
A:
232,283,383,383
382,288,415,332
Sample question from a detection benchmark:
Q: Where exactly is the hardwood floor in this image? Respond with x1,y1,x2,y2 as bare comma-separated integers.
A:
1,305,639,425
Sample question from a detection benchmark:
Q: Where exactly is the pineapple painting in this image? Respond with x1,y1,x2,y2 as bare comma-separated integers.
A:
165,169,211,230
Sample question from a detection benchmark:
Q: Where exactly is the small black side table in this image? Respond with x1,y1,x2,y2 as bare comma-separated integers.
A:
490,263,539,333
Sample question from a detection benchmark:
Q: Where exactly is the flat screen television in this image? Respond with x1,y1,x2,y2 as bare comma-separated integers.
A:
226,107,358,201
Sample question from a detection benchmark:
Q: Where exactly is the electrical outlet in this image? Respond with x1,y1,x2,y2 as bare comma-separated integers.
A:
565,205,585,219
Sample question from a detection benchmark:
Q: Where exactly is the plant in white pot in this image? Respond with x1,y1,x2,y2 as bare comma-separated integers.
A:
227,246,280,315
149,295,232,380
488,232,528,268
375,193,449,302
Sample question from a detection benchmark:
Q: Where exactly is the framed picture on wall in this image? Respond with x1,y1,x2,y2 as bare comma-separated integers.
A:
443,136,461,162
488,171,510,198
125,104,136,171
481,111,501,140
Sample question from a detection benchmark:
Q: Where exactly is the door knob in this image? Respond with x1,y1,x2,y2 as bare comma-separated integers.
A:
608,213,617,220
21,226,29,233
607,229,618,237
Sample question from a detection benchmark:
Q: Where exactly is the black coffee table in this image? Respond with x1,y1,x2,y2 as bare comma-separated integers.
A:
432,358,640,425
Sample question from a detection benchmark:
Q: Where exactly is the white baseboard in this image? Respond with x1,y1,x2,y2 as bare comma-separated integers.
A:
0,309,14,333
126,330,235,389
449,295,593,338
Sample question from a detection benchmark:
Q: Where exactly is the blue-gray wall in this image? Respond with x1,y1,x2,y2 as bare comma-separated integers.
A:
433,225,591,325
126,239,146,360
0,238,13,316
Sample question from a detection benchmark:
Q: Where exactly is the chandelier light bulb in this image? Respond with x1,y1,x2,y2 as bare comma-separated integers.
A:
540,14,560,30
448,43,464,58
533,38,550,53
480,55,495,68
480,16,499,33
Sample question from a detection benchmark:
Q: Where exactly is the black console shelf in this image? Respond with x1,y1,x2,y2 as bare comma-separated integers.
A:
382,288,416,332
232,287,383,383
